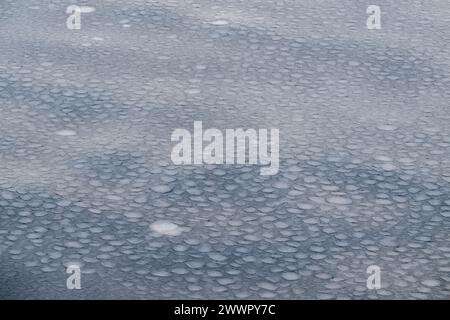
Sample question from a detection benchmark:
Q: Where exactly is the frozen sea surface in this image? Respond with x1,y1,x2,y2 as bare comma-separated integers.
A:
0,0,450,299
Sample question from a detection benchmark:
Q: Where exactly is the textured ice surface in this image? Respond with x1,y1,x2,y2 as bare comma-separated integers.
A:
0,0,450,299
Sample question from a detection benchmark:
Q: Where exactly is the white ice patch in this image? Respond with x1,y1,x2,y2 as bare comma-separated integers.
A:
124,212,143,219
282,272,299,281
55,130,77,136
150,221,182,236
210,20,229,26
208,253,227,261
151,184,173,193
374,155,393,162
381,163,397,171
377,124,398,131
326,196,352,205
62,260,84,268
80,6,96,13
184,89,201,95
